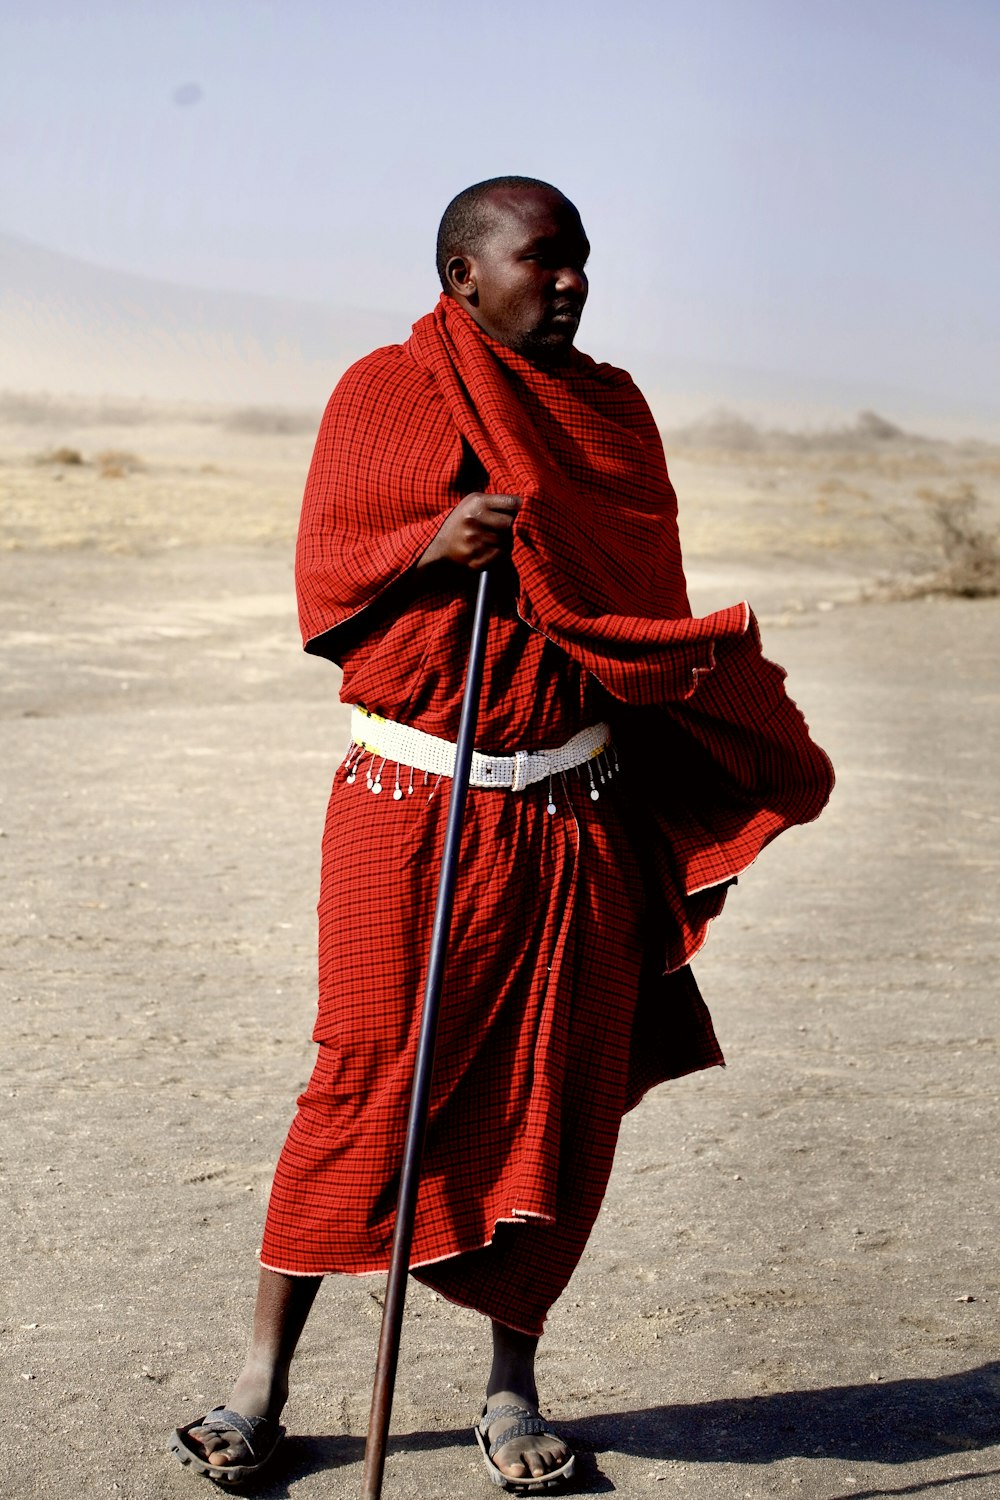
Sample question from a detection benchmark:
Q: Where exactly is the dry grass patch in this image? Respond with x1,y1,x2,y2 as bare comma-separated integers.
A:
222,405,318,435
876,484,1000,600
34,445,84,466
917,486,1000,598
669,407,928,455
96,449,144,479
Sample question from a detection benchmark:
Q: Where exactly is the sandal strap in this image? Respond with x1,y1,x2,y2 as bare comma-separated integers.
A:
196,1407,271,1459
478,1403,534,1434
478,1402,535,1439
487,1415,552,1461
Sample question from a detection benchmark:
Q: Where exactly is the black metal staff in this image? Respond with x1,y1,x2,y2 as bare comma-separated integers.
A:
360,567,492,1500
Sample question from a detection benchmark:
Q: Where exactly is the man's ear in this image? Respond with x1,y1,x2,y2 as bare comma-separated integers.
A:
446,254,478,304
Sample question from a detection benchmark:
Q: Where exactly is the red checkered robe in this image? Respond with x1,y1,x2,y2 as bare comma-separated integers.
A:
259,297,833,1334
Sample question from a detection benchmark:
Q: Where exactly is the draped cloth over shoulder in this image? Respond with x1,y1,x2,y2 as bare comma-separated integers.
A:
296,295,834,970
266,297,834,1335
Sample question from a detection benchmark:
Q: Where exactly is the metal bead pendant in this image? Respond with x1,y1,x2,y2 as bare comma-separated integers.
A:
547,800,556,815
393,787,402,800
590,788,600,801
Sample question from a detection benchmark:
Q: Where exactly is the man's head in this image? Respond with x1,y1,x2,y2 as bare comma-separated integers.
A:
436,176,589,363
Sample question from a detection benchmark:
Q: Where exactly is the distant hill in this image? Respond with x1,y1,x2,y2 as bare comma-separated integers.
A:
1,233,996,441
0,233,409,404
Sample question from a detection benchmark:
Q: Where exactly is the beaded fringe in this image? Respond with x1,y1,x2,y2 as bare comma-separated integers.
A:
338,741,621,813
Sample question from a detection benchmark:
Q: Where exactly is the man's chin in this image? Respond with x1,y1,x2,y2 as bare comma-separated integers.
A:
516,325,579,364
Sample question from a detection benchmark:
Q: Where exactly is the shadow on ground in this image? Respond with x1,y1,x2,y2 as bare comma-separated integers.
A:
567,1361,1000,1465
230,1362,1000,1496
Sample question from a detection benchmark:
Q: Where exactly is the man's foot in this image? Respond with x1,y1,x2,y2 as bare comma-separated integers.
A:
479,1390,574,1485
170,1267,319,1483
184,1367,287,1470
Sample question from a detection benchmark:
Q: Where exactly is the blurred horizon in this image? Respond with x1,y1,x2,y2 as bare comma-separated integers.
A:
2,1,997,436
2,227,995,443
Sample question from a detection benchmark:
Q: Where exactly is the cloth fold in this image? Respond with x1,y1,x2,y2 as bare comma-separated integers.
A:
296,295,833,967
263,299,833,1331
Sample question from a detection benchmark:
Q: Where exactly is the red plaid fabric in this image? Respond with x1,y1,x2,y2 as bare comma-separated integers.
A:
296,296,834,928
261,773,722,1334
262,299,833,1333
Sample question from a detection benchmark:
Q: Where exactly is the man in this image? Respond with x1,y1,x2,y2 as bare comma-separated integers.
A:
171,177,832,1491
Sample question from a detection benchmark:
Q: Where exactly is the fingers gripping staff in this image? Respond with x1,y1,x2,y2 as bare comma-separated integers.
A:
360,569,493,1500
419,492,522,572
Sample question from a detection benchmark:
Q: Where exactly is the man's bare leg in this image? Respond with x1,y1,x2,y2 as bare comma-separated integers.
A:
185,1282,566,1479
485,1321,572,1480
187,1267,321,1469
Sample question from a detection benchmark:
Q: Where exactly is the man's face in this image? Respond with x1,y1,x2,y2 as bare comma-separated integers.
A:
449,187,590,362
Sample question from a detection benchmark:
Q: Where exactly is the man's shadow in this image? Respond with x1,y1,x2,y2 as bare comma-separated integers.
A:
237,1361,1000,1497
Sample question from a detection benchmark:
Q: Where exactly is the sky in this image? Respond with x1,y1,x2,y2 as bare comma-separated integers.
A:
1,0,997,417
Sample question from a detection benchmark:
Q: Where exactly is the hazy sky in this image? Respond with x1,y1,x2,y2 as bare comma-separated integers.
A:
1,0,997,411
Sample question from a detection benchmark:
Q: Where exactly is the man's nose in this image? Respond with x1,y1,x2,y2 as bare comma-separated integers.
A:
556,266,588,296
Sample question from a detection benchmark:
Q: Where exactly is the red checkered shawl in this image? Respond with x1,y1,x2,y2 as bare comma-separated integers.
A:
296,296,833,957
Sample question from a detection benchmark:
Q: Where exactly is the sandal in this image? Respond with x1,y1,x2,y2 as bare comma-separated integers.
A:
169,1406,285,1487
474,1402,575,1492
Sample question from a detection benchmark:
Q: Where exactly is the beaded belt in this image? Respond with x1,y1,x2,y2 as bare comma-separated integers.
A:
344,706,617,807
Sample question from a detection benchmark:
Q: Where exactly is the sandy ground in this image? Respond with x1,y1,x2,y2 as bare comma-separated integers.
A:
1,402,998,1499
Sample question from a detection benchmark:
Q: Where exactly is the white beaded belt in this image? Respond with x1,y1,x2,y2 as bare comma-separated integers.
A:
345,705,617,805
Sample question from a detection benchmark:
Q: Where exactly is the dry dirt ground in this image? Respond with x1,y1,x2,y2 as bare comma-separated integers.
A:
1,400,998,1500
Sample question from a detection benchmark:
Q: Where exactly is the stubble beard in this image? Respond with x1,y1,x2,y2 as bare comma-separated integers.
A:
510,319,580,365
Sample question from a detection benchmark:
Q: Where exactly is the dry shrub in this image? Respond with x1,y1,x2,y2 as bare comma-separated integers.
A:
35,446,84,466
222,405,318,435
96,449,144,479
853,409,905,442
883,484,1000,600
920,486,1000,598
0,390,237,427
669,407,930,455
2,392,154,426
1,393,64,424
668,409,762,450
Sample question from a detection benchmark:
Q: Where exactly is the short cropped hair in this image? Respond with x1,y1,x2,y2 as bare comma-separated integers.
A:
435,176,563,290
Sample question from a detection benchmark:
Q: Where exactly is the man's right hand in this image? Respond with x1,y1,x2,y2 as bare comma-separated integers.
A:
417,493,523,571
